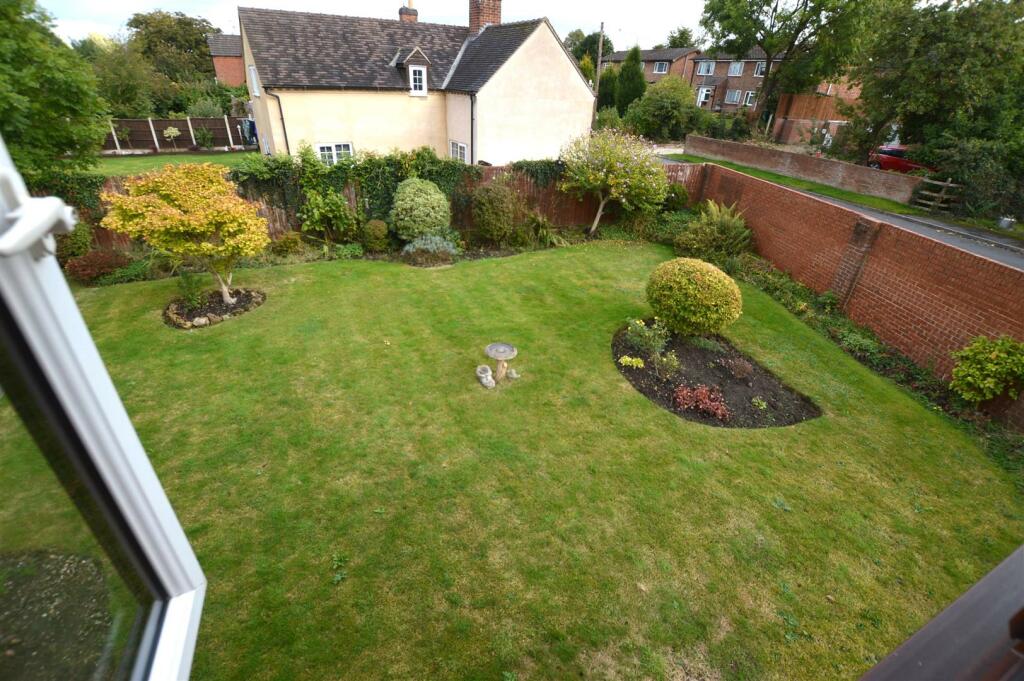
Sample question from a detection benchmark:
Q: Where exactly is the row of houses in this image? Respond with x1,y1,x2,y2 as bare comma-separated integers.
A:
207,1,857,159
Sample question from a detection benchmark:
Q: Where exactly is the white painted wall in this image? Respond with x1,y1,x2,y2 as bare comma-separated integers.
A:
445,93,472,160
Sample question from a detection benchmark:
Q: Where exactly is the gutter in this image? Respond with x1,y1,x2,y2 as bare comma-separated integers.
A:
264,88,290,156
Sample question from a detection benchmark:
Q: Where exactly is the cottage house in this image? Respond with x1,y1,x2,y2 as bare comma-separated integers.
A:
239,1,595,165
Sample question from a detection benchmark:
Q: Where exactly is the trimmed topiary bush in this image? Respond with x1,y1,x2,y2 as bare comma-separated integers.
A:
472,177,527,247
389,178,451,242
362,219,390,253
646,258,743,335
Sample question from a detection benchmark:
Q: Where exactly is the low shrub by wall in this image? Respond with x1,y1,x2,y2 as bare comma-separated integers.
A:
686,135,923,204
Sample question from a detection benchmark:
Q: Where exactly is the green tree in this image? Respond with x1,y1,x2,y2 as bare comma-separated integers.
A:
578,53,596,85
667,26,699,49
700,0,874,117
0,0,106,181
597,64,619,111
559,129,669,235
126,10,217,82
616,47,647,115
625,76,707,141
573,31,614,66
563,29,586,55
91,38,160,117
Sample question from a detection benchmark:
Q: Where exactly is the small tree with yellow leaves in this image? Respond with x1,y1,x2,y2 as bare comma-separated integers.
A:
102,163,269,304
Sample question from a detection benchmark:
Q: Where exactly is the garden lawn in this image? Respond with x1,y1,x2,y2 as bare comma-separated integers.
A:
94,151,259,176
2,242,1022,680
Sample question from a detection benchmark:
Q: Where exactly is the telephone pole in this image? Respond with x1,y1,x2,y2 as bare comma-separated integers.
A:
592,21,605,127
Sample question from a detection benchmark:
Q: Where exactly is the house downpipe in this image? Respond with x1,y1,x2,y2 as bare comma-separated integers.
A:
265,88,290,155
470,94,477,165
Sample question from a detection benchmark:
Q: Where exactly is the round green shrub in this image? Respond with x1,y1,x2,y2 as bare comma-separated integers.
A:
270,231,304,256
472,179,526,247
362,219,390,253
950,335,1024,403
389,178,451,242
646,258,743,335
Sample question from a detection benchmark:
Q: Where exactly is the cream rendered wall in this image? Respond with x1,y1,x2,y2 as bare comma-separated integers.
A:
474,23,594,164
274,90,449,158
445,93,472,159
241,29,285,155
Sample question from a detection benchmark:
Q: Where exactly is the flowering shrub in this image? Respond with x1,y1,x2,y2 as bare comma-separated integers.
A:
951,336,1024,403
624,318,669,357
65,250,130,284
559,129,669,235
646,258,742,336
618,355,645,369
101,163,269,304
651,350,680,379
674,384,731,421
390,178,451,242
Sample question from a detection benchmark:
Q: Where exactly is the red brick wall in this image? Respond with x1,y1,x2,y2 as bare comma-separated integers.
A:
687,135,923,204
469,0,501,33
696,164,1024,378
213,56,245,87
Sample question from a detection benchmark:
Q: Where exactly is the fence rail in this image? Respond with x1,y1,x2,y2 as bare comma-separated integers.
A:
912,177,962,213
104,117,254,153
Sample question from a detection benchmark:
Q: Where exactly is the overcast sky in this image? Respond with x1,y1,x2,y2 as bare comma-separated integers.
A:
43,0,707,51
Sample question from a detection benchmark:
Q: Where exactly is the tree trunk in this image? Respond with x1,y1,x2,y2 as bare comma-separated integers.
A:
213,272,236,305
588,195,609,236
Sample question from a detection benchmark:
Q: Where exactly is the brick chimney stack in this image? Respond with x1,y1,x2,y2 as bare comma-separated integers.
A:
469,0,501,34
399,0,418,23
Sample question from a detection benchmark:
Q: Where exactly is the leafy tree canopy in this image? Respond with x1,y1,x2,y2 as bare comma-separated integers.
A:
667,26,700,49
0,0,106,181
126,10,217,82
578,53,596,85
563,29,585,55
700,0,874,114
573,31,614,66
597,64,619,111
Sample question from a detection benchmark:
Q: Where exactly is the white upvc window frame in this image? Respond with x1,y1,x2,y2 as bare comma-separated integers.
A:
317,142,354,165
724,89,742,105
696,61,714,76
409,65,428,96
449,141,468,163
653,61,670,74
754,61,767,77
696,87,714,106
0,134,206,679
743,90,757,107
727,61,743,76
247,64,260,97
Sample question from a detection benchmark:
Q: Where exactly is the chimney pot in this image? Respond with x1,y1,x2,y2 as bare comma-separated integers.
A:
399,1,418,23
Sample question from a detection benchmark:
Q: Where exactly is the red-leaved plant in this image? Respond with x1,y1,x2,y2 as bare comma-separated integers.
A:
674,384,731,421
64,250,130,284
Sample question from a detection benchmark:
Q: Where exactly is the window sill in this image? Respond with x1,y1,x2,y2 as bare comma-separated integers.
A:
409,91,428,98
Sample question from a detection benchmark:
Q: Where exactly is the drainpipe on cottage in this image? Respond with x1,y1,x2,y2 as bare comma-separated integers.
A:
265,88,291,156
470,94,477,165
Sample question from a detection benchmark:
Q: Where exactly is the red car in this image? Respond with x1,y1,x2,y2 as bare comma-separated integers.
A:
867,145,933,173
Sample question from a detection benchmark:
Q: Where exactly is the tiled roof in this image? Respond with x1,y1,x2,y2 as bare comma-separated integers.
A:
445,19,544,92
207,33,241,57
695,47,781,61
238,7,469,90
605,47,697,63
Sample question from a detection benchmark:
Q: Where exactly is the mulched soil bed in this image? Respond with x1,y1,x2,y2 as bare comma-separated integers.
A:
612,323,821,428
164,288,265,330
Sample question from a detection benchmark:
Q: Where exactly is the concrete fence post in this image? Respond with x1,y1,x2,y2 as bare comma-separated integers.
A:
148,118,160,150
186,117,196,147
224,116,234,148
109,120,121,153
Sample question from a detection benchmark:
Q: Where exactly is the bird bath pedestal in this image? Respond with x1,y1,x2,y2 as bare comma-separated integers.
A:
485,343,518,383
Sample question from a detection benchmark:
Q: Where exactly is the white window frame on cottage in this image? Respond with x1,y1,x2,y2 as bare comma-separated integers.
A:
0,134,206,680
754,61,767,77
247,64,260,97
653,61,670,74
743,90,757,107
317,143,354,165
727,61,743,76
409,65,428,96
724,89,742,105
696,61,714,76
449,141,468,163
696,87,714,106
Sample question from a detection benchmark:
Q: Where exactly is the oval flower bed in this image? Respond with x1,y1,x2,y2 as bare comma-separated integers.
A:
164,289,266,330
612,320,820,428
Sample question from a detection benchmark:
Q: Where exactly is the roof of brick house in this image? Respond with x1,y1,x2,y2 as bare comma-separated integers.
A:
207,33,242,57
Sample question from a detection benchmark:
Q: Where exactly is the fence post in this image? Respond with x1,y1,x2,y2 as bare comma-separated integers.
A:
186,117,196,147
148,118,160,150
224,115,234,148
109,120,121,153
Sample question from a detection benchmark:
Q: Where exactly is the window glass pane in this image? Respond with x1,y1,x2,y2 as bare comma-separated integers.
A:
0,339,154,681
335,144,352,158
318,146,334,165
728,62,743,76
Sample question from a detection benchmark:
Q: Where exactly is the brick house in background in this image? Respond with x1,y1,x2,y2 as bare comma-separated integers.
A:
602,47,701,84
208,34,245,87
688,47,781,113
771,80,861,144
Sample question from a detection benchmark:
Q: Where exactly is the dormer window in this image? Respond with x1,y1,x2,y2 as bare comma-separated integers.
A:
409,65,427,96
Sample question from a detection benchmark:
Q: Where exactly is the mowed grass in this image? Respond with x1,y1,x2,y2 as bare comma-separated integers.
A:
2,242,1022,680
94,151,258,176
